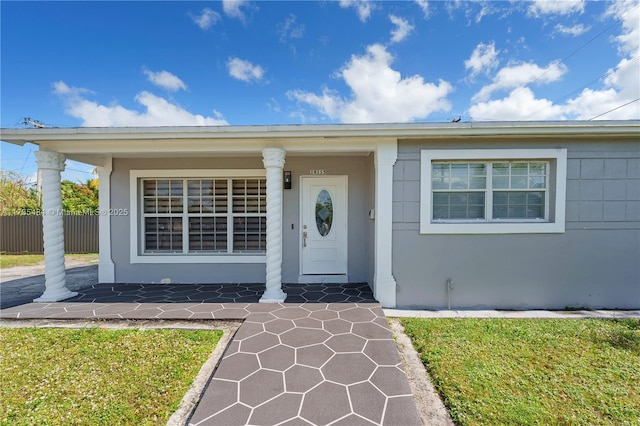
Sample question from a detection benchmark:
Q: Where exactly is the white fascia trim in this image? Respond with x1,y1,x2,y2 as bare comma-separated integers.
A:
129,169,267,264
2,120,638,144
420,148,567,234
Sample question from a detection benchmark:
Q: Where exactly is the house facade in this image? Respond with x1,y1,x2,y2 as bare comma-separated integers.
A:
2,121,638,309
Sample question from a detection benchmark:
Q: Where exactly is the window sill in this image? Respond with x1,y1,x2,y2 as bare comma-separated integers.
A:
130,254,267,264
420,221,565,234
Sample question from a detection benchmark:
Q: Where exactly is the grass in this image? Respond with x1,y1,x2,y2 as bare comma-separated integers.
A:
401,318,640,426
0,326,222,425
0,253,98,269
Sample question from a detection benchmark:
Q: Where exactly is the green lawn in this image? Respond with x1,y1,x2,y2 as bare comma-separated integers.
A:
0,253,98,269
0,327,222,425
401,318,640,426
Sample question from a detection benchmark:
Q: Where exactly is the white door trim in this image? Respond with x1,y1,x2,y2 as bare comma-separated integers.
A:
298,175,348,281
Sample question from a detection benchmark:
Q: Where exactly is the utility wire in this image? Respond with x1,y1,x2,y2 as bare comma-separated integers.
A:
588,97,640,120
527,4,639,89
19,149,32,174
522,56,640,120
2,166,95,175
559,56,638,104
512,4,640,121
557,4,638,65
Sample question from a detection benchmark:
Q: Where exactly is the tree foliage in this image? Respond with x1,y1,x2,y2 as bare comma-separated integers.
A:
0,171,99,215
0,171,40,214
61,179,99,213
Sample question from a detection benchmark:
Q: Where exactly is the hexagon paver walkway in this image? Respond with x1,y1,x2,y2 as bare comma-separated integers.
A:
189,303,420,425
1,299,422,425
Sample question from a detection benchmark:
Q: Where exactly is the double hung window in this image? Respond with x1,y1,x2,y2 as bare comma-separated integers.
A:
431,161,547,221
420,149,567,234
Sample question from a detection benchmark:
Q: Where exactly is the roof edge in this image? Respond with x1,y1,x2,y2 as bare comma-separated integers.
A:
2,120,639,145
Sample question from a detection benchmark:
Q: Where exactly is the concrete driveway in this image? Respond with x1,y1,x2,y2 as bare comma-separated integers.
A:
0,260,98,309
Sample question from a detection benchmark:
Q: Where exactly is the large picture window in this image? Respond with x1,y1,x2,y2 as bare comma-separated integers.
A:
130,170,267,263
420,149,567,234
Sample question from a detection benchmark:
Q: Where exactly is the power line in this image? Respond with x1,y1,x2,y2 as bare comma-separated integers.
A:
529,4,639,87
523,56,640,120
1,166,95,175
482,5,640,120
588,97,640,120
19,149,32,174
559,56,638,104
557,4,639,66
66,167,97,175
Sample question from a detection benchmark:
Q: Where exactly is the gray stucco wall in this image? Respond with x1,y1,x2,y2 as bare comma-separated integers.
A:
393,138,640,309
110,155,373,284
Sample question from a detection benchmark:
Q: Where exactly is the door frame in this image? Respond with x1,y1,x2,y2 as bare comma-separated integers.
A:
298,175,348,283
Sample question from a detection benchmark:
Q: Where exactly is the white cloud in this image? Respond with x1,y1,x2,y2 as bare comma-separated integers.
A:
566,56,640,120
472,60,567,102
190,8,221,30
563,1,639,119
142,68,187,92
465,41,499,79
469,87,567,121
277,14,305,43
287,44,452,123
267,98,281,113
339,0,374,22
608,0,639,56
389,15,414,44
53,81,228,126
603,56,639,97
528,0,585,17
222,0,250,22
469,2,640,121
445,0,501,24
554,23,589,37
52,81,92,97
226,57,265,83
415,0,430,19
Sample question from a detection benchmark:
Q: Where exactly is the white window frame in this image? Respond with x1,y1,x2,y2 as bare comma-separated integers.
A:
130,169,267,264
420,149,567,234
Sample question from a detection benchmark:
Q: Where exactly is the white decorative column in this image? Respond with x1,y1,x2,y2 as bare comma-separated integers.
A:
260,147,287,303
373,140,398,308
97,160,115,283
34,151,77,302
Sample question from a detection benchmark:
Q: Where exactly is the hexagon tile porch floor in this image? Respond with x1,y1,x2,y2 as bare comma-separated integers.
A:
189,303,421,426
64,282,376,304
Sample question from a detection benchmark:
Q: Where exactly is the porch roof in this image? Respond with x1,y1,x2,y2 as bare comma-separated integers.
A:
2,120,638,166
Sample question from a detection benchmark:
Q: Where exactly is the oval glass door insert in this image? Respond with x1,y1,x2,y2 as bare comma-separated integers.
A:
315,189,333,237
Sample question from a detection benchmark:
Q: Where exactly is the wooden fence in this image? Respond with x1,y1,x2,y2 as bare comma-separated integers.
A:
0,215,98,254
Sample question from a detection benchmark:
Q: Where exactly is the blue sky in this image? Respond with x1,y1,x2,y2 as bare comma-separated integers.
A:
1,0,639,183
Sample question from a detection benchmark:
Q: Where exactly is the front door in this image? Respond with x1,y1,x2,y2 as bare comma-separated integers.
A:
300,176,347,275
